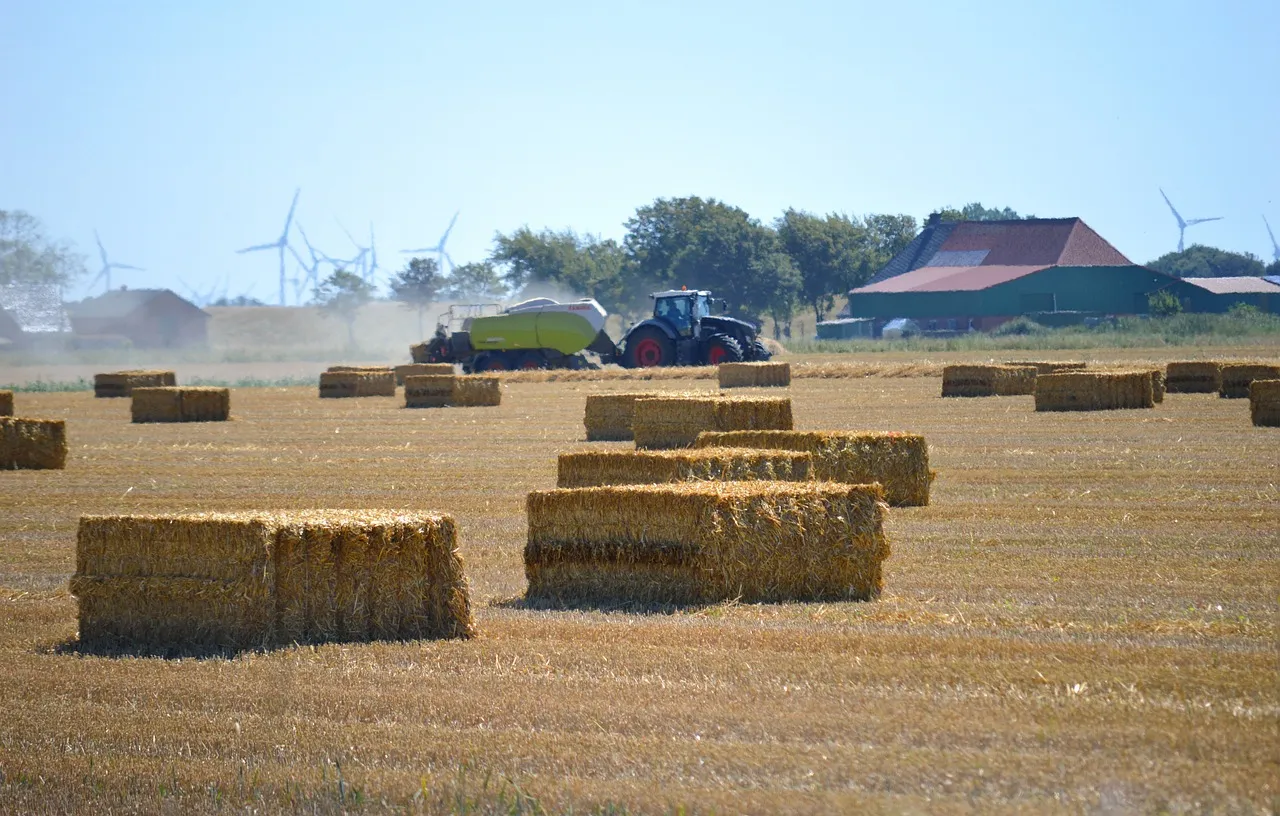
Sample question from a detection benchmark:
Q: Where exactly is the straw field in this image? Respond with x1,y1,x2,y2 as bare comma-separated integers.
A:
940,364,1037,397
525,481,889,606
633,395,793,449
93,369,176,398
694,429,932,506
0,359,1275,813
556,447,813,488
0,416,67,470
1165,360,1222,393
717,361,791,388
1249,379,1280,427
1219,362,1280,399
0,388,12,416
131,386,230,423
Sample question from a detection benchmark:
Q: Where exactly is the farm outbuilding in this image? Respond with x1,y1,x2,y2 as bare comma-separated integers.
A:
67,288,209,348
1167,276,1280,314
843,216,1177,332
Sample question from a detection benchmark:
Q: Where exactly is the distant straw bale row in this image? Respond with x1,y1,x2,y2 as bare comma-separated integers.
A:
941,365,1037,397
404,375,502,408
1250,380,1280,427
94,370,176,398
1,417,67,470
1164,362,1222,393
1220,363,1280,399
72,511,475,651
718,361,791,388
524,481,889,606
1004,361,1088,375
319,369,396,398
131,387,230,423
0,390,11,417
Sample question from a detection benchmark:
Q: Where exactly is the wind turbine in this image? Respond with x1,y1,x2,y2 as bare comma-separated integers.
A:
400,211,459,275
336,219,371,281
1160,188,1223,253
1264,216,1279,264
236,188,300,306
91,231,144,294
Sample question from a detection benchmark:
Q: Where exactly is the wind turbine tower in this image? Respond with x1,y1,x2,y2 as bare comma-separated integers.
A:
91,231,144,294
236,188,300,306
1160,188,1223,253
400,211,459,275
1264,216,1280,264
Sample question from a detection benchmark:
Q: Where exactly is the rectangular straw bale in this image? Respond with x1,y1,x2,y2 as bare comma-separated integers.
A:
451,375,502,407
319,371,360,398
404,374,456,408
694,430,932,506
318,370,395,398
94,370,177,398
1249,379,1280,427
395,363,454,385
326,365,394,373
132,387,229,422
130,387,182,422
72,510,474,651
0,417,68,470
557,447,813,488
718,361,791,388
941,364,1036,397
1165,361,1222,393
1220,363,1280,399
0,390,12,416
1034,371,1154,411
583,392,697,442
180,387,230,421
525,481,889,606
633,395,793,450
1004,361,1088,375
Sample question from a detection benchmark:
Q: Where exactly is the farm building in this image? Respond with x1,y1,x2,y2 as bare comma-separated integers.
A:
843,216,1178,332
0,282,71,349
1168,276,1280,314
67,288,209,348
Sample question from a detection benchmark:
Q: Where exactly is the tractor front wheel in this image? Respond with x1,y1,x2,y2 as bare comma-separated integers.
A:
623,327,675,368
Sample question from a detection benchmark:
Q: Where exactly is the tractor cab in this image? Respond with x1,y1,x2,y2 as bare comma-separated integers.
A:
651,290,720,337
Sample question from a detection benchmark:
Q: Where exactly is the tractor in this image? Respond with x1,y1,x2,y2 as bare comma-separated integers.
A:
617,288,770,367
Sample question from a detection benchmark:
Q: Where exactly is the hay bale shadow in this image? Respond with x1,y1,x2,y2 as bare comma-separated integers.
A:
493,594,721,616
45,636,262,661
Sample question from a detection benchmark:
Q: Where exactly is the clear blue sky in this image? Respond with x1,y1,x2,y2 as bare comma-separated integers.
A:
3,0,1277,304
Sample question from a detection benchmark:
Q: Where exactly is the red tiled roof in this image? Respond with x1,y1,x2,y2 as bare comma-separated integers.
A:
932,219,1132,267
855,265,1050,293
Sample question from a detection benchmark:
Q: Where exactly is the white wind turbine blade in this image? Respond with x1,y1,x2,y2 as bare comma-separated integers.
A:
1159,188,1186,229
1185,217,1223,226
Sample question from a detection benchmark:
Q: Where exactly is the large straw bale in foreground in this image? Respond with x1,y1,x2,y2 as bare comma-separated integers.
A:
1035,371,1154,411
1004,361,1087,375
1249,380,1280,427
395,363,454,385
633,395,793,449
131,387,230,423
583,391,718,441
1220,363,1280,399
72,511,474,650
557,447,813,488
94,370,176,398
1165,361,1222,394
695,429,932,506
941,365,1037,397
0,390,12,416
319,370,396,398
1,417,67,470
525,481,889,606
718,362,791,388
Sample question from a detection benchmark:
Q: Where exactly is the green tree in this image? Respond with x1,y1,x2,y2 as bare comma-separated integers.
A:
1148,245,1267,278
1147,289,1183,317
441,261,508,302
777,209,871,325
622,196,799,321
314,269,374,347
0,209,87,286
490,227,626,311
862,213,918,270
932,203,1030,222
389,257,445,338
1266,259,1280,277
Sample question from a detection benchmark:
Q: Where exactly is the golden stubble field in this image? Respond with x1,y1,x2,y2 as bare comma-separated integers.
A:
1,357,1277,814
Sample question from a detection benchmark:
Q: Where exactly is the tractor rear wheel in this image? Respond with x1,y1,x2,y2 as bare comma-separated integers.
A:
624,327,675,368
704,334,744,365
472,353,509,372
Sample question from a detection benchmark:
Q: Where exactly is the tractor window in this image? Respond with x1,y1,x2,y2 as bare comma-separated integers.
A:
659,297,693,334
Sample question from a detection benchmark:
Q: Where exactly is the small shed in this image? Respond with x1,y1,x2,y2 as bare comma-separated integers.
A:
815,318,874,340
1169,276,1280,314
67,288,209,348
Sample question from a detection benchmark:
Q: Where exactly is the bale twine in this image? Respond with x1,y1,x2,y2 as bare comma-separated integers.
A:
633,395,793,449
1165,361,1222,394
1004,361,1088,375
694,429,932,507
0,390,12,417
1,417,67,470
131,387,229,423
395,363,454,385
71,510,475,651
718,362,791,388
941,365,1036,397
1220,363,1280,399
93,370,177,398
1034,371,1154,411
1249,380,1280,427
524,481,889,606
556,447,813,488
